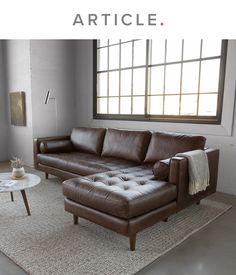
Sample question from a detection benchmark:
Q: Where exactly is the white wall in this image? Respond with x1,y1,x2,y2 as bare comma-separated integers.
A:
3,40,33,165
0,42,8,161
75,40,236,195
1,40,77,166
30,40,77,138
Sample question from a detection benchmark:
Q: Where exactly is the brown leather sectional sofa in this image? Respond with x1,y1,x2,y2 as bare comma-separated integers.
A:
34,127,219,250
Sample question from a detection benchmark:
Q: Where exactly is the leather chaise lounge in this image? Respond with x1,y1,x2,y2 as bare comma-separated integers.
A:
34,127,219,250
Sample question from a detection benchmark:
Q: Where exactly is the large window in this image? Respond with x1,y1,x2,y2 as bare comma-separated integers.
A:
94,39,227,123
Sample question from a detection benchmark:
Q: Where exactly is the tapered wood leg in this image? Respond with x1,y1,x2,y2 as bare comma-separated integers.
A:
73,215,78,225
163,218,168,222
20,190,31,216
45,173,49,179
129,235,136,251
10,192,14,202
196,201,200,205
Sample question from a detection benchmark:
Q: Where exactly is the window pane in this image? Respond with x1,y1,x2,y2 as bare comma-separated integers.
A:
182,62,200,94
165,64,181,94
121,39,133,43
109,71,119,96
97,98,107,114
151,40,165,65
98,39,108,48
133,40,146,67
166,40,182,62
180,95,198,115
148,95,163,115
109,45,119,70
109,39,120,46
121,42,133,68
97,73,107,96
108,97,119,114
133,96,145,114
120,69,132,96
133,68,146,95
120,97,131,114
202,40,222,58
149,66,164,95
97,48,108,71
183,40,201,60
198,94,218,116
200,59,220,93
164,95,180,115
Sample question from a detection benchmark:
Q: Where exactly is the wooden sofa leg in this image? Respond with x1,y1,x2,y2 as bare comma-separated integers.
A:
129,234,136,251
10,192,14,202
45,173,49,179
73,215,78,225
163,218,168,222
196,201,200,205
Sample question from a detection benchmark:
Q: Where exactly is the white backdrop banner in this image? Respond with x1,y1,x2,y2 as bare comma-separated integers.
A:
0,0,235,38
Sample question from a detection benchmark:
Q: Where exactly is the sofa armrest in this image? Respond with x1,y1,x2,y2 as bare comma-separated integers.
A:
169,148,219,208
33,136,70,168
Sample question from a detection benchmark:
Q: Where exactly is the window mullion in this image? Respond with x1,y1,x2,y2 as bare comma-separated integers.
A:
131,40,134,114
163,39,167,115
118,40,121,114
107,40,110,114
197,40,203,116
179,39,184,115
144,40,149,117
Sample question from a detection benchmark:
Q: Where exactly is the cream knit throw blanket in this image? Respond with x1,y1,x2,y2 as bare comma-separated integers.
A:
175,149,209,195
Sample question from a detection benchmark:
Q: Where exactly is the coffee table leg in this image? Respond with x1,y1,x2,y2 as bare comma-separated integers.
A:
10,192,14,202
20,190,31,216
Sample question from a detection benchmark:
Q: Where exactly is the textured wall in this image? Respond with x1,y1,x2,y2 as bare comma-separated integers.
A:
30,40,77,138
0,42,8,161
3,40,33,165
1,40,77,166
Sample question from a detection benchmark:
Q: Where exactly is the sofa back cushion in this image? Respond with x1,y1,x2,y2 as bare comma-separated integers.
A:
71,127,106,155
144,131,206,163
102,128,151,162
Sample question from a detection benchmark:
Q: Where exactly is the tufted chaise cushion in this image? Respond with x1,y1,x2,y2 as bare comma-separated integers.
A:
63,166,177,219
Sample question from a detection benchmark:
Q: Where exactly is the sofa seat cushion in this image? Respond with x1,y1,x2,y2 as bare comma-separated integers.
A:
63,166,177,219
37,152,137,176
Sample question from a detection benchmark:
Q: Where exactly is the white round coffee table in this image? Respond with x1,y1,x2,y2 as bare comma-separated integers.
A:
0,173,41,216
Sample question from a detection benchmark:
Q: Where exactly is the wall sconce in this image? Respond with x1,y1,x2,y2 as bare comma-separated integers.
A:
44,90,58,135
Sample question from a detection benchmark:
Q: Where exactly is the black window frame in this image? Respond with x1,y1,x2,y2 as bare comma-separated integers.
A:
93,39,228,124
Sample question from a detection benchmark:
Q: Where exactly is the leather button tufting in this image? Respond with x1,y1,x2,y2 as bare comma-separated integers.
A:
120,176,129,181
139,181,145,185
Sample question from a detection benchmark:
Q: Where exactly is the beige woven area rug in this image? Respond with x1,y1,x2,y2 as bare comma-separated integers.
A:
0,169,231,275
